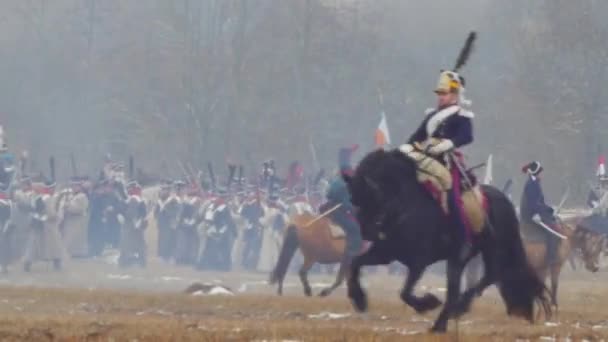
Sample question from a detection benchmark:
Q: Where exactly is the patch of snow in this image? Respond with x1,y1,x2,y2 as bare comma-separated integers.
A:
101,250,120,265
373,327,421,336
308,311,351,320
411,317,432,323
539,337,556,342
159,276,183,282
107,274,132,280
191,286,234,296
545,321,560,327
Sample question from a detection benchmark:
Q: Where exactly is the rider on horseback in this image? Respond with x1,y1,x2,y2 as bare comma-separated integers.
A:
319,145,363,265
520,161,564,265
398,69,475,243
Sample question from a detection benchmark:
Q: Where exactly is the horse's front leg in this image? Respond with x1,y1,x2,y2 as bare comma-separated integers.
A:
431,258,464,333
299,257,314,297
400,264,442,313
347,248,389,312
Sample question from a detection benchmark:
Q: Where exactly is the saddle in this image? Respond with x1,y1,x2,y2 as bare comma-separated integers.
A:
289,212,346,239
404,145,487,234
327,222,346,239
520,220,567,243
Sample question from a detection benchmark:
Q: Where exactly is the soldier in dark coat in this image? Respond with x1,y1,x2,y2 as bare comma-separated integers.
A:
520,161,564,265
319,145,362,266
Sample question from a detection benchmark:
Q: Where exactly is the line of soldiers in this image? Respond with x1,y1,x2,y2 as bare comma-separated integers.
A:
0,139,328,274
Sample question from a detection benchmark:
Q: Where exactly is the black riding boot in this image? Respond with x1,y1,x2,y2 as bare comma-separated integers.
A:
545,236,559,266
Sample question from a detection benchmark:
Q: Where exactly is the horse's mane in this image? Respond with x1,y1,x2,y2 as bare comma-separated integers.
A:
354,149,418,191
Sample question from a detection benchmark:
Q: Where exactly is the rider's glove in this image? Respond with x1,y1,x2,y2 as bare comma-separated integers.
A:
428,139,454,155
398,144,414,154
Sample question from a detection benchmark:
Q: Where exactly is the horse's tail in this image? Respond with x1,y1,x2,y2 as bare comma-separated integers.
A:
485,186,552,322
269,224,299,285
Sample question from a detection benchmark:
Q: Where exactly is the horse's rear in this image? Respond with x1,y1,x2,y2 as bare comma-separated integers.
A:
269,211,348,296
291,212,345,263
468,185,551,321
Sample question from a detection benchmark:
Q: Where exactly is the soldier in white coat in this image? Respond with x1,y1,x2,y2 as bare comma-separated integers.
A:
257,194,287,272
22,181,67,272
60,178,90,258
12,177,34,262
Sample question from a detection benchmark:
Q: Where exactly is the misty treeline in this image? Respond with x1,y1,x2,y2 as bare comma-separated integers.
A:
0,0,606,202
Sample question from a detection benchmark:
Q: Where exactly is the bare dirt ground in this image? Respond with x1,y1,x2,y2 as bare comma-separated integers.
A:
0,258,607,341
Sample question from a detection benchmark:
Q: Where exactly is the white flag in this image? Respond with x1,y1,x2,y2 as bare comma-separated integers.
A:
483,154,493,185
375,112,391,147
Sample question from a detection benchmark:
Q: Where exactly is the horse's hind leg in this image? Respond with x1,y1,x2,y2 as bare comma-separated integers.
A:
319,259,349,297
431,259,464,333
299,257,314,297
400,265,442,313
453,250,496,318
549,264,561,309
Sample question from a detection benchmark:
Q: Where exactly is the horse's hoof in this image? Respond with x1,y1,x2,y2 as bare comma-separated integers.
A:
452,292,475,318
318,288,331,297
350,295,368,312
304,288,312,297
416,294,442,313
429,320,448,334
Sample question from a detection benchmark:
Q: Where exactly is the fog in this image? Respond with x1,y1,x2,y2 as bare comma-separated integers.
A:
1,0,606,202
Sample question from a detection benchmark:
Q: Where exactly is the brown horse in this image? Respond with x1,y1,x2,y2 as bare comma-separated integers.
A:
464,219,605,308
520,219,604,308
269,211,367,297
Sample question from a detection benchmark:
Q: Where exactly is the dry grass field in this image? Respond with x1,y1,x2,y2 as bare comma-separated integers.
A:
0,259,606,341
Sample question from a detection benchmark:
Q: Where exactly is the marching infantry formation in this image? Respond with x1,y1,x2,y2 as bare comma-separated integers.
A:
0,131,337,275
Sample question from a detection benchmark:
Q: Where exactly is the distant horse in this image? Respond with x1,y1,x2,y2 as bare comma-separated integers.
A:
343,149,550,333
269,211,368,297
466,219,604,308
521,219,603,308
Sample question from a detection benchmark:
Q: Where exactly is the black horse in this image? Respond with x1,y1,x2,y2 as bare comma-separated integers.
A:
343,149,550,333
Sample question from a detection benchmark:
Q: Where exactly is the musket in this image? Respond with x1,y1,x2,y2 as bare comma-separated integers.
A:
227,163,236,190
238,165,244,188
128,155,134,180
207,162,216,190
70,153,78,177
49,156,56,183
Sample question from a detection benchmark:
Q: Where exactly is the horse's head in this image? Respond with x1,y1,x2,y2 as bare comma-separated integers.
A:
572,226,607,272
344,149,422,238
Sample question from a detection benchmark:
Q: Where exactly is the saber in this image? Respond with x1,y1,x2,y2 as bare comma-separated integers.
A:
554,186,570,215
532,215,567,240
303,203,342,228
